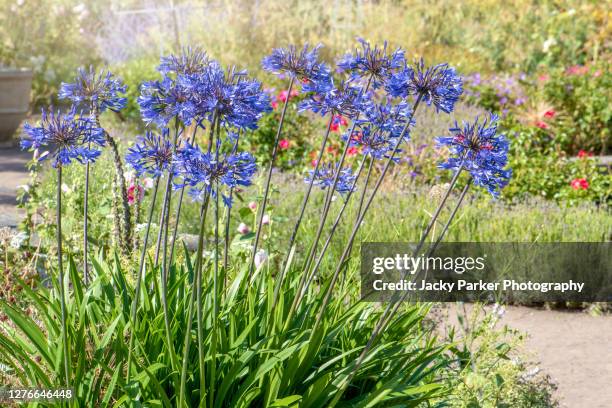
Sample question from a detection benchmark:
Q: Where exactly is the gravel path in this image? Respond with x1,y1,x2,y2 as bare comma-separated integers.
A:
0,146,30,228
501,306,612,408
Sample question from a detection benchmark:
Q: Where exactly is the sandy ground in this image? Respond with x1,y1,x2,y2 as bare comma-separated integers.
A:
500,306,612,408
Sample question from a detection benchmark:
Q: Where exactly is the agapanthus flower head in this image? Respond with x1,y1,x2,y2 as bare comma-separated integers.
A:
138,76,198,127
436,114,511,196
158,47,211,76
337,38,405,88
344,126,401,161
262,44,332,84
386,59,463,114
59,66,127,113
358,99,414,139
126,129,175,178
21,107,105,167
196,62,271,130
299,81,367,118
174,142,257,207
304,162,357,194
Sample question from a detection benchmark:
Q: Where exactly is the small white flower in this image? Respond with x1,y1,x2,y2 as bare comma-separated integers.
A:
237,223,250,234
261,214,270,225
254,249,268,269
135,223,147,233
61,183,71,194
10,232,28,249
542,37,557,53
18,184,30,193
143,178,154,189
124,170,135,184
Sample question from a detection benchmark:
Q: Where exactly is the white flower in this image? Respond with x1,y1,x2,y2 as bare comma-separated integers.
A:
61,183,71,194
237,223,250,234
18,184,30,193
491,303,506,318
261,214,270,225
542,37,557,53
124,170,135,184
143,178,154,189
254,249,268,269
10,232,28,249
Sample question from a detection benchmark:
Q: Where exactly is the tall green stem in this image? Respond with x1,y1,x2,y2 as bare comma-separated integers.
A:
57,166,70,385
126,177,160,383
273,115,335,297
249,77,295,276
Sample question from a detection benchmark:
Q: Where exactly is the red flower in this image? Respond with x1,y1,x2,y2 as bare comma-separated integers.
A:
271,101,278,109
535,121,548,130
127,183,144,205
347,146,359,156
538,74,550,82
570,178,589,190
330,114,348,132
577,150,593,159
278,139,290,149
326,145,338,156
543,110,556,119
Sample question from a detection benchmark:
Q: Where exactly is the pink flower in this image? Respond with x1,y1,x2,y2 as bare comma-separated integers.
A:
248,201,257,211
237,223,250,234
593,70,602,77
577,150,593,159
279,139,290,149
262,214,270,225
311,159,318,167
535,121,548,130
347,146,359,156
566,65,588,76
127,183,144,205
570,178,589,190
538,74,550,82
543,110,556,119
278,89,298,102
271,101,279,109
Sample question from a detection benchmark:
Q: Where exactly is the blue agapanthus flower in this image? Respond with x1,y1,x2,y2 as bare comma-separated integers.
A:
21,107,105,167
358,99,414,139
174,142,257,207
262,44,332,85
138,76,198,127
299,81,367,118
158,47,211,76
126,129,175,178
202,63,271,129
59,66,127,113
436,114,511,196
337,39,404,89
344,126,401,161
386,59,463,114
304,162,357,194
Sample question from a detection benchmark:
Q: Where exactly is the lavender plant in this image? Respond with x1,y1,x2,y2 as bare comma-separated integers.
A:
59,67,127,281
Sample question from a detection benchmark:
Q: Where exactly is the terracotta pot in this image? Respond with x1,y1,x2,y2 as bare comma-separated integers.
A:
0,68,32,143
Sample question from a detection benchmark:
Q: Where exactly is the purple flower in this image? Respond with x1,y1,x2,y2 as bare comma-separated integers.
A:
262,44,332,88
138,76,198,126
304,162,357,194
125,129,175,178
299,81,367,118
337,38,404,88
59,66,127,113
158,47,211,76
21,107,105,167
436,114,511,196
386,59,463,114
174,142,257,207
